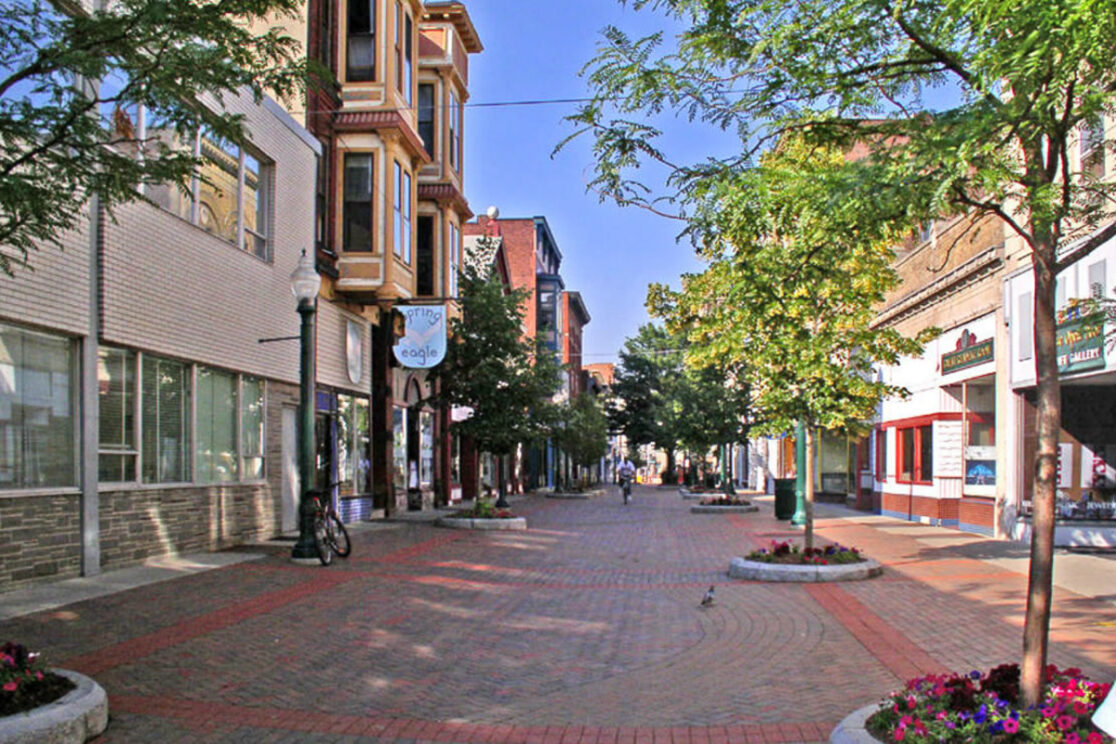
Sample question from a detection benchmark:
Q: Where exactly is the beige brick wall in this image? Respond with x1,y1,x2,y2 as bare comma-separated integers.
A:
0,223,91,337
101,90,319,386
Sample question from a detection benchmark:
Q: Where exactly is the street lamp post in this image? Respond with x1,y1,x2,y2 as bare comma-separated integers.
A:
290,250,322,562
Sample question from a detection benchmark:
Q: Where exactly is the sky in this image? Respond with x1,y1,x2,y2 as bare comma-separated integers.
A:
460,1,729,366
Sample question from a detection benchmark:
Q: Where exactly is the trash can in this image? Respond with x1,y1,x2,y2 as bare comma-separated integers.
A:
774,478,797,520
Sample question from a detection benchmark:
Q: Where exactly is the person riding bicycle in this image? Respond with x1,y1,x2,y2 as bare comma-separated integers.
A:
617,457,636,504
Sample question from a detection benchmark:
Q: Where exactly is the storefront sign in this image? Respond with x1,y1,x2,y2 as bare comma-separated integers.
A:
941,331,993,375
1056,314,1105,374
392,305,446,369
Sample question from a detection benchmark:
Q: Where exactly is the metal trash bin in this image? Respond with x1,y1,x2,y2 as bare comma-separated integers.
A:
774,478,796,520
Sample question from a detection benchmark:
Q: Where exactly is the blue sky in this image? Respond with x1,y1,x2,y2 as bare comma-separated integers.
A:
461,1,727,365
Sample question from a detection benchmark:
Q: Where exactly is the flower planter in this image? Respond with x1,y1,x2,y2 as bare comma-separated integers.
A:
679,488,722,500
728,556,882,582
830,702,883,743
0,669,108,744
546,489,603,499
690,504,759,514
436,516,527,531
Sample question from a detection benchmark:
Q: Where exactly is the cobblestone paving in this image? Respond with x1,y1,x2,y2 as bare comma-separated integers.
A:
2,487,1113,744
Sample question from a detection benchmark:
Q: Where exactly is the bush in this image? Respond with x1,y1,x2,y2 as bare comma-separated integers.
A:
454,499,515,519
866,664,1113,743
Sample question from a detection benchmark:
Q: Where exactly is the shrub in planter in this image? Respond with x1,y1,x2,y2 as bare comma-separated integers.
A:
453,499,516,519
866,664,1113,743
744,539,865,565
699,496,753,506
0,641,75,717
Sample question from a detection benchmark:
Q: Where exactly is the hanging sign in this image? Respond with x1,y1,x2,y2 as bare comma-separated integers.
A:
1056,314,1105,375
392,305,446,369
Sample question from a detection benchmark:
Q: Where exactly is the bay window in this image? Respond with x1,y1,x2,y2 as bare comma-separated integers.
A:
448,221,460,297
343,153,374,252
347,0,375,81
393,161,411,262
418,83,435,158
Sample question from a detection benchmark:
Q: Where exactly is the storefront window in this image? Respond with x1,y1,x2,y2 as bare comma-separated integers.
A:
392,406,406,491
196,366,238,483
241,376,265,479
0,324,75,489
898,424,932,484
420,410,434,487
337,394,371,495
142,355,188,483
450,435,460,485
876,429,888,481
98,347,136,482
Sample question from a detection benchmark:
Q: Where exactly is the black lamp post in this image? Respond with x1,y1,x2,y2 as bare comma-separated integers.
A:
290,250,322,562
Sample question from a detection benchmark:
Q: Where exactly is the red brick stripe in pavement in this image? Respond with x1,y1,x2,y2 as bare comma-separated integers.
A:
109,694,839,744
804,583,945,683
64,532,467,677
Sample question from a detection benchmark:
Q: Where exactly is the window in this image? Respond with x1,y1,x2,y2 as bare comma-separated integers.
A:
392,407,406,490
420,410,434,487
1089,260,1107,300
917,220,933,244
196,366,238,483
337,394,371,495
1081,115,1105,177
418,83,435,158
875,428,888,481
315,143,330,254
416,215,435,295
392,162,411,262
142,355,188,484
347,0,375,81
448,221,460,297
897,424,933,484
449,91,461,170
240,376,265,479
195,133,271,259
343,153,373,252
98,348,137,482
396,6,413,104
0,324,75,489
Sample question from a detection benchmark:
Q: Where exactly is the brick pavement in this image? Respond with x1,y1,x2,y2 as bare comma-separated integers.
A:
1,486,1113,744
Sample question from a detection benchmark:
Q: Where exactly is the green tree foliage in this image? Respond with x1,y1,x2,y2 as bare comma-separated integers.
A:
650,139,932,546
554,393,610,486
570,0,1116,706
609,323,686,478
430,268,563,496
0,0,309,276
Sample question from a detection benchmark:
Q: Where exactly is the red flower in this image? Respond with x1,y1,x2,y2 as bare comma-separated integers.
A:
2,680,17,692
1056,714,1075,731
892,727,906,742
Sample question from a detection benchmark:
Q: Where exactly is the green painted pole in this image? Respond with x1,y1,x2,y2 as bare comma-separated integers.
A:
791,420,807,526
291,298,319,560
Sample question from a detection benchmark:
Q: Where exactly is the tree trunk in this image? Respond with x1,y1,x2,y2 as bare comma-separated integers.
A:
666,449,677,483
495,455,509,508
1021,234,1061,707
804,426,816,551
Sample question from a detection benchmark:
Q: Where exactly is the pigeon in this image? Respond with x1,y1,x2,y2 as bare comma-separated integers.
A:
700,586,715,608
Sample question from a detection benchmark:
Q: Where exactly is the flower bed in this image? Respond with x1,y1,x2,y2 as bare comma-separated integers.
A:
865,664,1113,743
437,499,527,531
747,539,865,565
699,496,753,507
691,496,759,514
450,500,516,519
1,641,73,717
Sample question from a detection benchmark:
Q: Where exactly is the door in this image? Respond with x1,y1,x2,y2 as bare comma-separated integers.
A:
281,406,298,533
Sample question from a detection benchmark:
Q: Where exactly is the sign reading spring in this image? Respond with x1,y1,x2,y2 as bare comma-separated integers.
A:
392,305,447,369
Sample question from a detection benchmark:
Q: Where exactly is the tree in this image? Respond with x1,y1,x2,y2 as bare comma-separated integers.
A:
0,0,308,276
569,0,1116,705
650,138,931,547
430,267,563,505
672,363,752,493
554,393,610,488
610,323,687,479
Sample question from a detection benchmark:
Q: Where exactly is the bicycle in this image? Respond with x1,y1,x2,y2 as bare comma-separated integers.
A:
620,475,633,505
309,487,351,566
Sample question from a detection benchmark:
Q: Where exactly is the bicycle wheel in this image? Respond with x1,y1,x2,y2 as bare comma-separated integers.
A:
327,512,351,558
313,516,333,566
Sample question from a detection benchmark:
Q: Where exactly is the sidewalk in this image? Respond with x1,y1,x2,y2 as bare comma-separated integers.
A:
0,486,1112,744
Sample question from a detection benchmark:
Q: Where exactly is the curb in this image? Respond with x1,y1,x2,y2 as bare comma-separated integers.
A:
727,557,883,582
0,669,108,744
830,702,883,743
436,517,528,531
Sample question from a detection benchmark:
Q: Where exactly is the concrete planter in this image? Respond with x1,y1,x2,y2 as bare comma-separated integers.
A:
679,488,722,500
546,489,603,500
831,702,884,743
690,504,759,514
0,669,108,744
436,516,527,531
728,557,882,582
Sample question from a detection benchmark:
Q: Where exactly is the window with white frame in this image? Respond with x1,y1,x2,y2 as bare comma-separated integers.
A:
196,366,238,483
0,323,76,489
393,161,411,262
141,354,189,484
241,376,265,479
98,347,137,482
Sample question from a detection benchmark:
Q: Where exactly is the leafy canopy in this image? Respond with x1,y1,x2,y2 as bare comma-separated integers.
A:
430,267,563,457
0,0,309,275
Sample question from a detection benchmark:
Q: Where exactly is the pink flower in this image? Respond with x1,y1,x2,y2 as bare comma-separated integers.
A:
911,719,927,736
35,670,43,680
1073,700,1090,714
1002,718,1019,734
893,727,906,742
1065,734,1082,744
1042,707,1057,718
2,680,17,692
1088,734,1104,744
1056,715,1076,732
